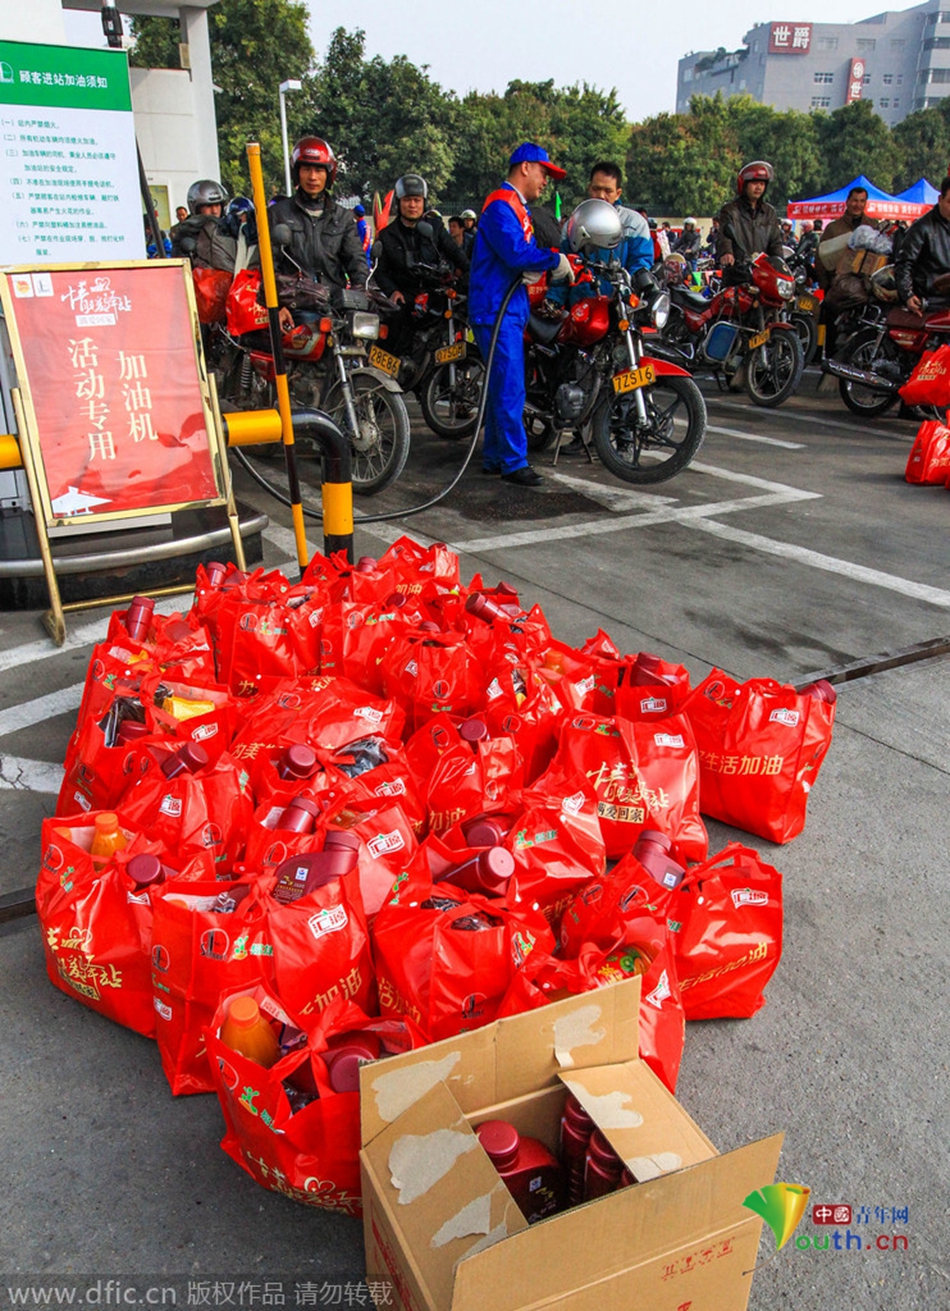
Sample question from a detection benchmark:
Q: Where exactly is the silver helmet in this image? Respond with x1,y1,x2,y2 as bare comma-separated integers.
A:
566,198,622,254
186,179,229,215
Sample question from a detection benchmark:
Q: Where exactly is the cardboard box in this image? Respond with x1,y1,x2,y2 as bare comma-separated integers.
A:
359,978,783,1311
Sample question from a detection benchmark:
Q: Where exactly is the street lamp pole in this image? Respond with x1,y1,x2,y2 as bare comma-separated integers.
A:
279,79,303,195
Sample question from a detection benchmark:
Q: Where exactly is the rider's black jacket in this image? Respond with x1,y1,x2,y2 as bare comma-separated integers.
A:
895,203,950,304
373,218,469,300
268,188,368,290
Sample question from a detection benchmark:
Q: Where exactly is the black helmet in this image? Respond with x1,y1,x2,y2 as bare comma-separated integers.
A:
224,196,256,240
394,174,428,202
186,179,228,215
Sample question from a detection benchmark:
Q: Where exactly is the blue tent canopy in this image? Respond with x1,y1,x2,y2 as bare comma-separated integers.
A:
893,178,939,205
788,174,897,213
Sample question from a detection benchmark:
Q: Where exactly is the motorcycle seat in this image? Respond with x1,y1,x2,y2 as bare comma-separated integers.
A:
528,313,563,345
671,286,711,310
886,307,932,329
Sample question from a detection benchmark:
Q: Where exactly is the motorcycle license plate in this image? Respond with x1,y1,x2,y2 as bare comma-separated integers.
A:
435,341,466,365
747,328,771,350
612,363,656,394
368,344,401,377
797,296,818,312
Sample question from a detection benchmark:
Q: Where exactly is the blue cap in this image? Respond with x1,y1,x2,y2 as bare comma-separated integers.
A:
508,141,566,180
354,204,366,215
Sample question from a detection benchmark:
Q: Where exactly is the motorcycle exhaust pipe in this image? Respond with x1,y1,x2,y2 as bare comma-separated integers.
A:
822,359,898,393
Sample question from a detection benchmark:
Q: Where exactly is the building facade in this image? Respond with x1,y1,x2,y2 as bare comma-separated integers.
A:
677,0,950,126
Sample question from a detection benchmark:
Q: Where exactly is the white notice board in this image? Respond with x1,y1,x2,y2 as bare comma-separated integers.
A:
0,40,145,264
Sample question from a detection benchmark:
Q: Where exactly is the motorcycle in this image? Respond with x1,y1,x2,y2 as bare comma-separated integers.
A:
213,226,411,495
822,264,950,418
366,223,485,441
783,246,822,367
653,251,805,408
522,257,707,484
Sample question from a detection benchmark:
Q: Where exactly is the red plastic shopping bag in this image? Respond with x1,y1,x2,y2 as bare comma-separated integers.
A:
681,671,835,843
662,844,783,1020
193,267,232,324
899,343,950,408
226,268,269,335
904,419,950,484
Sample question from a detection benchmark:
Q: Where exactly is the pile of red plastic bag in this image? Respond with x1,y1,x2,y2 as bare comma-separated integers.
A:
36,538,836,1214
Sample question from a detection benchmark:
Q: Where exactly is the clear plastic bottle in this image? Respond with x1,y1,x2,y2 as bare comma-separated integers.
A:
90,813,127,868
219,996,280,1068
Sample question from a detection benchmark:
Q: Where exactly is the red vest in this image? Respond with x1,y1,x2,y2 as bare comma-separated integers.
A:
482,187,534,243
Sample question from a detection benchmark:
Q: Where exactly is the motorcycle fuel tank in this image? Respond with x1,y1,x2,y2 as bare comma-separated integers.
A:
558,295,610,346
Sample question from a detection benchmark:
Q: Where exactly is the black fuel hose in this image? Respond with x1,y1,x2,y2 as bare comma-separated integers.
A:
231,274,523,525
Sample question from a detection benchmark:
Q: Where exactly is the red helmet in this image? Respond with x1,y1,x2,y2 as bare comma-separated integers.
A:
291,136,337,187
737,160,774,195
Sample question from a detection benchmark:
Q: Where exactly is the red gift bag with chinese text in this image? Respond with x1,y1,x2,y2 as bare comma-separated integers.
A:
226,268,268,335
681,671,835,843
663,844,783,1020
504,773,606,927
899,344,950,408
904,420,950,484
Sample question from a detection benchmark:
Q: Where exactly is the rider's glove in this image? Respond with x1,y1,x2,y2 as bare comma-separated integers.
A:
550,253,575,284
523,269,544,285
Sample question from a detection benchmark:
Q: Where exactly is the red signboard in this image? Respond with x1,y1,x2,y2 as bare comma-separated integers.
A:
768,22,812,54
1,262,222,523
846,57,865,104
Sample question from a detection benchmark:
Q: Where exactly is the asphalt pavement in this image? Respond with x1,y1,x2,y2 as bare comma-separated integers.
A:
1,369,947,1310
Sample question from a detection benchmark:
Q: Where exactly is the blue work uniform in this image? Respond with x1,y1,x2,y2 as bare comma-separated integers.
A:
468,183,560,474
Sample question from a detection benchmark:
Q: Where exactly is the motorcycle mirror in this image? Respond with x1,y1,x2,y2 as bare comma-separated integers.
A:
370,240,383,262
271,222,292,249
416,221,434,242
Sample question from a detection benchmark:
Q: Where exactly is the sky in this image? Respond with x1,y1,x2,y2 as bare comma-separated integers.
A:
64,0,894,121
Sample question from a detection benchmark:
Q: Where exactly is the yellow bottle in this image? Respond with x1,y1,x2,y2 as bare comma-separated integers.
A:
219,996,281,1068
89,812,127,869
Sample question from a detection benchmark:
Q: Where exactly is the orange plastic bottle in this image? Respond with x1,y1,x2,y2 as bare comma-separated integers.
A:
219,996,281,1068
90,813,128,868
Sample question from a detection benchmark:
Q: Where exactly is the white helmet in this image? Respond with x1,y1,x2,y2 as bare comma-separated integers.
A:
566,198,623,254
683,217,697,228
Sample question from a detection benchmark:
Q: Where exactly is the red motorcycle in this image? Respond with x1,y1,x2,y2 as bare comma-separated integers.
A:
654,252,804,408
823,266,950,417
522,258,706,484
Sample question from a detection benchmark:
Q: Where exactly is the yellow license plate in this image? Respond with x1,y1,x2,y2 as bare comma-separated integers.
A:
368,344,401,377
747,329,771,350
797,296,817,312
612,363,656,394
435,341,466,365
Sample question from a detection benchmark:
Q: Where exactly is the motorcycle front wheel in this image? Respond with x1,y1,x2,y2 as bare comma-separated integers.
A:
419,357,485,439
591,374,706,484
790,311,819,368
323,373,411,495
836,328,901,418
744,329,804,407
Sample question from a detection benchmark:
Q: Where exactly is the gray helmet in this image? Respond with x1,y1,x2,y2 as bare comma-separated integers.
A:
565,198,623,254
394,174,428,201
186,179,229,215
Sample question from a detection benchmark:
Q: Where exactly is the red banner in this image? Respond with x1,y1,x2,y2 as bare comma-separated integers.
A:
846,57,865,104
6,262,221,522
768,22,812,54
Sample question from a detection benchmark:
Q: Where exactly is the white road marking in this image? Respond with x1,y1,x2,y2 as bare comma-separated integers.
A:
706,423,804,450
709,396,911,442
689,518,950,608
547,470,678,511
0,754,64,793
0,684,82,739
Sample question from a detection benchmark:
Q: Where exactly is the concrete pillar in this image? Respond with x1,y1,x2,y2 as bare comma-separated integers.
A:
179,5,220,179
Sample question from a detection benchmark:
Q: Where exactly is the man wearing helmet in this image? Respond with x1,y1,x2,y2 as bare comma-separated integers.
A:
672,217,702,269
469,141,574,486
716,162,783,279
170,179,237,270
373,173,469,353
269,136,368,329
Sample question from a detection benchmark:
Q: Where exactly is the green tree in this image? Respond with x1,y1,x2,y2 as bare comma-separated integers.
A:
810,99,898,194
308,29,458,201
724,96,823,208
892,99,950,192
627,98,740,215
130,0,314,197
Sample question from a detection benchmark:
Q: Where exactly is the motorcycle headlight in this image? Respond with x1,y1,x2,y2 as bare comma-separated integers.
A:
777,279,795,299
651,292,671,330
350,311,380,339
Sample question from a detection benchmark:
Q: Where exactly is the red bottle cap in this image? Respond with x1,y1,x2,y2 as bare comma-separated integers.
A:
634,830,672,856
204,561,228,587
125,595,154,643
801,679,837,704
418,621,441,633
563,1094,595,1133
324,830,361,854
355,556,378,573
126,853,165,888
476,1119,520,1170
462,817,506,848
277,744,319,781
384,592,408,608
322,1032,381,1092
459,718,488,743
278,796,319,834
587,1129,622,1173
465,593,508,624
477,847,515,884
116,720,149,745
161,741,209,778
